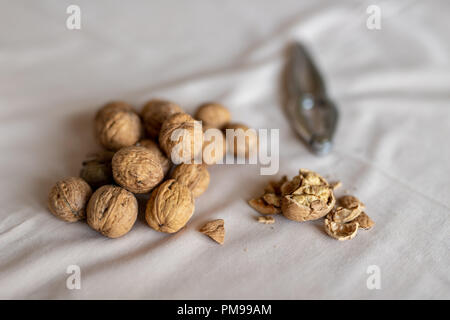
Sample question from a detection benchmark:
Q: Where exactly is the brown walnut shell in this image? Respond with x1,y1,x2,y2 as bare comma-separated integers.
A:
159,113,203,163
87,185,138,238
136,139,171,176
281,169,335,222
48,177,92,222
112,146,164,194
141,99,183,139
170,164,210,198
195,102,231,130
94,101,142,151
145,179,195,233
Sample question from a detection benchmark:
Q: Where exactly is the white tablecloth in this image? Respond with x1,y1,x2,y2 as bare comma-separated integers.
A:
0,0,449,299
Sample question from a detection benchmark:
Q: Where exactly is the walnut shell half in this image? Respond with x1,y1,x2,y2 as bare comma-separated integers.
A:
87,185,138,238
145,179,195,233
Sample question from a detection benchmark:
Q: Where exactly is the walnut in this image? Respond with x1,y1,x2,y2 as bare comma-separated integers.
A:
224,123,258,158
159,113,203,163
48,177,92,222
202,129,226,165
112,146,164,194
94,101,142,151
141,99,183,139
145,179,195,233
257,216,275,224
199,219,225,244
281,169,335,222
170,164,210,198
136,139,171,176
79,151,115,189
194,102,231,130
87,185,138,238
324,217,359,241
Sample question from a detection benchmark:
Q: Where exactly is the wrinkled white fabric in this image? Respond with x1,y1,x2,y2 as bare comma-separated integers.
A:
0,0,449,299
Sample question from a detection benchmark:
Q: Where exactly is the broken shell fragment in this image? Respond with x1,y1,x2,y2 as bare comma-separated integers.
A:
354,212,375,230
199,219,225,244
324,218,359,241
248,198,280,215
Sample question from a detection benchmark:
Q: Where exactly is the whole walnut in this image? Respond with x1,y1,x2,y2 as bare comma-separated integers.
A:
224,123,258,158
87,185,138,238
159,113,203,164
202,129,226,165
112,146,164,194
136,139,171,176
48,177,92,222
281,169,335,222
145,179,195,233
79,151,115,189
195,102,231,130
95,101,142,151
141,99,183,139
170,164,210,197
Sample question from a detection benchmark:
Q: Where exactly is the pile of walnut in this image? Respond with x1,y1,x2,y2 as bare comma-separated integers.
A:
48,100,256,242
249,169,375,241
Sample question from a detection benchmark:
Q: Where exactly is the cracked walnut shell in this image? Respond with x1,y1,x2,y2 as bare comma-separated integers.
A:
281,169,335,222
145,179,195,233
95,101,142,151
112,146,164,194
170,164,210,198
329,195,365,224
199,219,225,244
159,113,203,163
48,177,92,222
324,217,359,241
141,99,183,139
87,185,138,238
195,102,231,130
